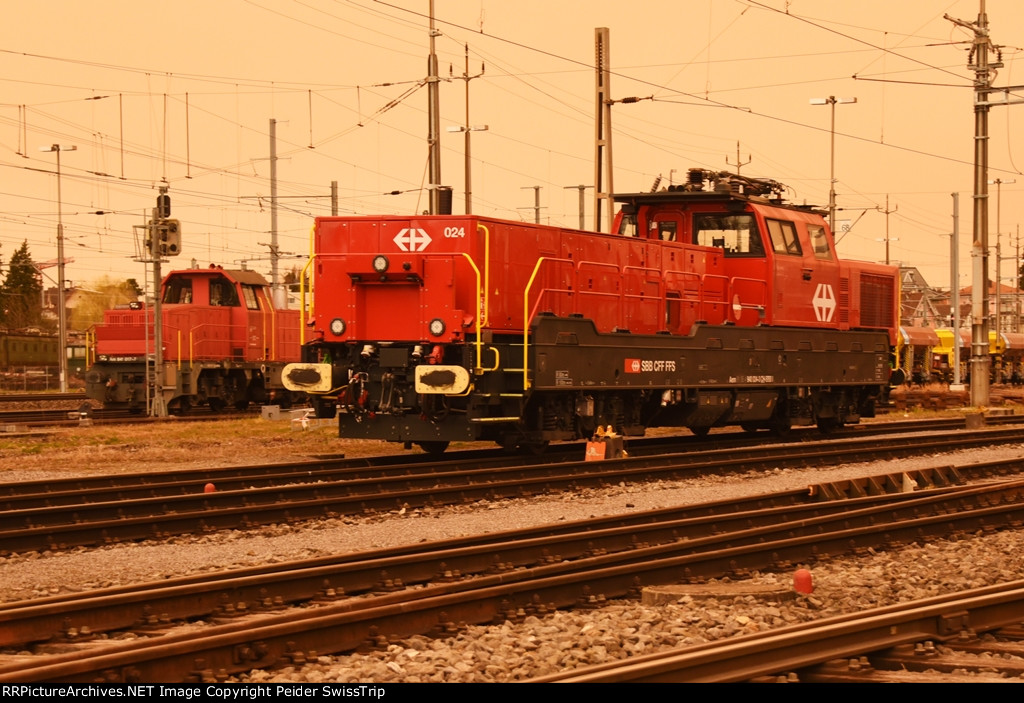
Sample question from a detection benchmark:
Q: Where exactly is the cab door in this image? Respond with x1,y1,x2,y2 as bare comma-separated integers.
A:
241,284,268,361
764,215,840,329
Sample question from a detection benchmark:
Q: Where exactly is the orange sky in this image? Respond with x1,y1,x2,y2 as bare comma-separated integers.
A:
1,0,1022,294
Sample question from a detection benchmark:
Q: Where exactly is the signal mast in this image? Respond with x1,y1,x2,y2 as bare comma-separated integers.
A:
133,186,181,417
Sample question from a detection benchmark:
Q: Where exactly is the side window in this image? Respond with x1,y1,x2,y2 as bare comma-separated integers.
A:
648,217,678,241
242,285,261,310
808,224,833,260
617,213,639,237
163,278,193,304
766,219,802,256
693,213,765,257
209,275,240,307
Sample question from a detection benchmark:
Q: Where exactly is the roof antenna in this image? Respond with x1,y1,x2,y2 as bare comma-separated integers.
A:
726,140,752,175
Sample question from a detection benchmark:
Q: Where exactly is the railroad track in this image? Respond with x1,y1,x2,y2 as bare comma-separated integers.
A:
2,465,1024,682
0,392,87,403
0,406,258,428
534,582,1024,682
3,420,1024,554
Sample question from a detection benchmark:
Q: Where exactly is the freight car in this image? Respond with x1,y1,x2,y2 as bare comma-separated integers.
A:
925,328,1023,385
0,329,58,371
85,265,304,413
284,169,899,453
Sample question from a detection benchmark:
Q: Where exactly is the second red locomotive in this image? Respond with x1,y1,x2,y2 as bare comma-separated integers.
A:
285,169,899,452
86,265,303,413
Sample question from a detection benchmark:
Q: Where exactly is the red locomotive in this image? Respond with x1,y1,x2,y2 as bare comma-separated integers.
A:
285,169,899,452
85,265,303,413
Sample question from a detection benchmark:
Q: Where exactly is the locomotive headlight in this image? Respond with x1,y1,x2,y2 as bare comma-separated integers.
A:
372,255,389,273
429,318,446,337
330,318,346,336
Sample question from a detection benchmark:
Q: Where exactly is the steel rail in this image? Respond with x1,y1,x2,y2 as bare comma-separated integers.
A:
3,426,1024,553
530,581,1024,682
0,463,974,648
0,414,1007,500
3,477,1024,682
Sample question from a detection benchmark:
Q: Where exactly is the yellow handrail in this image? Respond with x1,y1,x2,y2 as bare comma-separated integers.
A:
257,286,274,360
458,222,489,374
478,222,490,328
521,256,568,391
85,328,95,368
459,252,484,373
299,224,316,346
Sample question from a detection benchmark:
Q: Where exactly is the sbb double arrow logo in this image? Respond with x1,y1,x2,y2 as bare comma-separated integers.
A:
813,283,837,322
393,227,432,252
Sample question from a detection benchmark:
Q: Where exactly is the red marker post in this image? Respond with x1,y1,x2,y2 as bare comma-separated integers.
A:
794,568,813,594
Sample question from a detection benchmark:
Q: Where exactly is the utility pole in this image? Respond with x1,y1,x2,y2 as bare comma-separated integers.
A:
946,2,999,407
989,177,1015,336
449,45,486,214
876,195,898,265
951,193,963,388
269,118,282,308
996,233,1003,336
593,27,613,232
1016,225,1021,333
994,231,1021,335
520,186,543,224
427,0,442,215
564,185,593,230
39,144,76,393
725,141,751,175
810,96,857,233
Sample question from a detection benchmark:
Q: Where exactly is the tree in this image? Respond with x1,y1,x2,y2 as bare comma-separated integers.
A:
0,241,42,329
283,265,308,293
70,276,145,331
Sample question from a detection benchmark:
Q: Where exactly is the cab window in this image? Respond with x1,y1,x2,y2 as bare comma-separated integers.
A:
617,213,639,237
163,278,193,304
656,220,677,242
766,219,802,256
693,213,765,257
209,275,240,307
808,224,833,260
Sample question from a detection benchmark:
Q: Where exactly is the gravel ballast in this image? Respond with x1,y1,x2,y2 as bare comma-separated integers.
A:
3,425,1024,682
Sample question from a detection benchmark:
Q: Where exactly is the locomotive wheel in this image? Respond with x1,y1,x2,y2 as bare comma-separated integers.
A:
817,416,840,434
170,398,191,416
691,426,711,438
522,440,549,455
769,415,792,437
417,441,450,455
740,423,760,434
208,398,226,412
